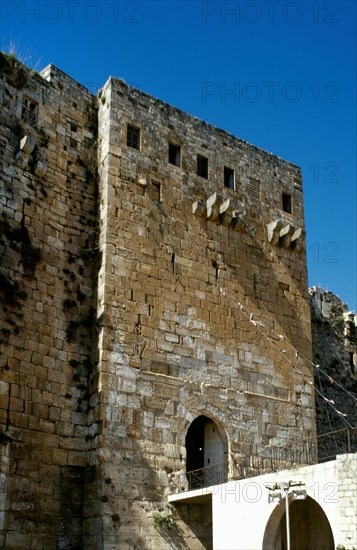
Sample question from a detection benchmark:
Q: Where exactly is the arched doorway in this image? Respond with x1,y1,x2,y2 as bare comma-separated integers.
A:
263,496,334,550
185,415,227,488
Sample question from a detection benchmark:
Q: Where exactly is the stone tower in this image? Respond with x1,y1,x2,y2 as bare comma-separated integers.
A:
0,55,316,548
0,55,98,548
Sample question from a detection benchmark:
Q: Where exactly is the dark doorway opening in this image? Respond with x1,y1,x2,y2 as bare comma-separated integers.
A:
186,415,206,472
185,415,227,489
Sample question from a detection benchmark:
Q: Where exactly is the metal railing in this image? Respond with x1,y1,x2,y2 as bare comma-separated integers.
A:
169,427,357,494
186,462,228,490
317,426,357,462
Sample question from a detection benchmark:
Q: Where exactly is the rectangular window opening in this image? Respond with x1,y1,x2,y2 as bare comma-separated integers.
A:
21,97,38,126
349,353,355,375
197,154,208,179
151,180,161,203
282,192,292,213
169,143,181,167
127,124,140,150
250,178,261,201
224,166,235,190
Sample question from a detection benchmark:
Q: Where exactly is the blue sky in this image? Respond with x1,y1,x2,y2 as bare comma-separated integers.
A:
1,0,356,310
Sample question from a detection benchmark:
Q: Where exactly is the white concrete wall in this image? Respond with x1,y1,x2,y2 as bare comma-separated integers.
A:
210,454,356,549
336,453,357,547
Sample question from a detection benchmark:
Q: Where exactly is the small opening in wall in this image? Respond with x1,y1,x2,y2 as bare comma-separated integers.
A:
250,178,261,200
224,166,235,190
185,415,227,489
169,143,181,167
21,97,38,126
349,352,355,375
282,192,292,213
151,180,161,203
127,124,140,150
171,253,176,275
197,154,208,179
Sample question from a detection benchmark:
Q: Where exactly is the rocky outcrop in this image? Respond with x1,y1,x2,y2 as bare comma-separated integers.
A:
310,286,357,435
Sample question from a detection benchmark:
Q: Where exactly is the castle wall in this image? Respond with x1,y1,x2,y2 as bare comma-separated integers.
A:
0,57,319,548
95,77,316,548
0,55,98,548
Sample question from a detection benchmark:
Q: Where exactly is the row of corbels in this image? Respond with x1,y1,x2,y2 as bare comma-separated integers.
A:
192,193,244,232
267,219,304,250
15,134,47,177
192,195,303,250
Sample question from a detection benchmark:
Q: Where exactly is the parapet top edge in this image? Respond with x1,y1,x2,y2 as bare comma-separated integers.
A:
108,76,302,173
0,51,301,172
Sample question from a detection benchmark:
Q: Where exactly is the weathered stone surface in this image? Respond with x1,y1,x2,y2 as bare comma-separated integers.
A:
0,53,322,549
310,286,357,437
0,55,98,549
94,74,315,548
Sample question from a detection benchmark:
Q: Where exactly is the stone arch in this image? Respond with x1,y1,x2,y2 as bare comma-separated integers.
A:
172,397,231,449
185,414,229,488
170,401,232,488
263,495,334,550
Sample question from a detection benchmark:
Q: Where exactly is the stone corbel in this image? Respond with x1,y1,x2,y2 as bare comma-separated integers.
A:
291,227,303,244
20,135,36,155
15,151,29,169
34,160,47,178
206,193,220,221
279,224,296,249
192,200,206,217
267,220,304,251
192,195,244,232
137,176,147,188
267,220,284,245
219,198,232,226
231,211,244,232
